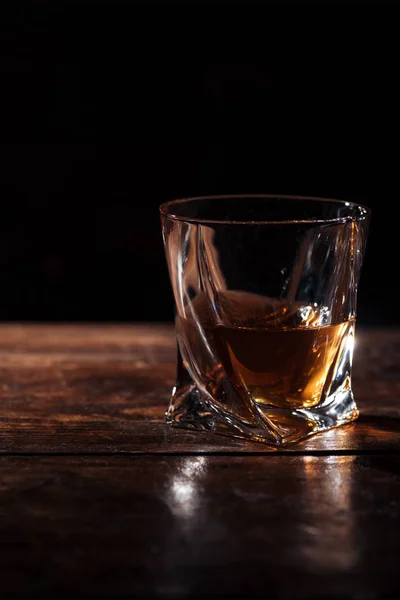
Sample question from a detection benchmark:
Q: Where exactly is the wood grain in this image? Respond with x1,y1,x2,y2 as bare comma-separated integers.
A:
0,454,399,598
0,325,399,599
0,325,399,454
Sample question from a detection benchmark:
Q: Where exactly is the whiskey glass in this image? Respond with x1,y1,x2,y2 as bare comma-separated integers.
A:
160,195,370,445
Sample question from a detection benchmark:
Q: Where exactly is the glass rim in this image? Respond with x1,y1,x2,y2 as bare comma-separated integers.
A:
159,194,371,226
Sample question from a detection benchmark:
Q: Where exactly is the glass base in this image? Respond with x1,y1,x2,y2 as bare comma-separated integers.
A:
166,384,359,446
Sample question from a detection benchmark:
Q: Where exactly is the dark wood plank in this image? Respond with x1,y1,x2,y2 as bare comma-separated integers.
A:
0,454,399,598
0,325,399,454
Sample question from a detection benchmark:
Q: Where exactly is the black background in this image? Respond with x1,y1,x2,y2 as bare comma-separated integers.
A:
0,3,397,324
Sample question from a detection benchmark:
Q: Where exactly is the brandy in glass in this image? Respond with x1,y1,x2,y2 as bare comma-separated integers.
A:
160,195,370,445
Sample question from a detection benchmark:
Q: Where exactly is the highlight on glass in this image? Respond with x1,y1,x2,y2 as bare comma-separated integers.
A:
160,195,370,446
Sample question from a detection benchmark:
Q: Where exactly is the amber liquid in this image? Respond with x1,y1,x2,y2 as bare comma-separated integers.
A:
178,290,354,411
213,320,353,409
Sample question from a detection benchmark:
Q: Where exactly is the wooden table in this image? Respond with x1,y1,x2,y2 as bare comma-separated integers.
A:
0,325,399,599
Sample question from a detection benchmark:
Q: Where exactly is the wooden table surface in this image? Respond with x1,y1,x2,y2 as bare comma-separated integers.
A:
0,324,399,599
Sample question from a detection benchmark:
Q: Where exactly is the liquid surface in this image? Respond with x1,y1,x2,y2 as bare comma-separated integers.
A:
213,320,353,408
178,290,354,410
